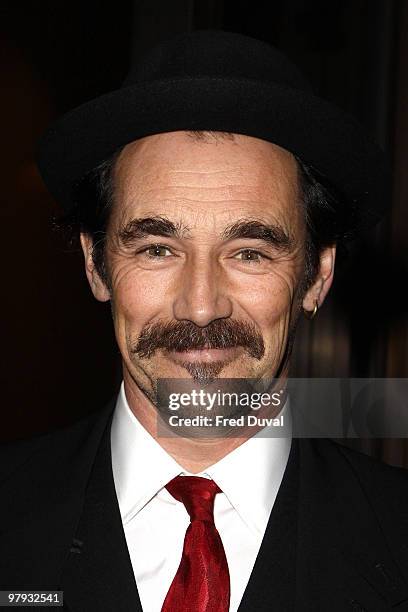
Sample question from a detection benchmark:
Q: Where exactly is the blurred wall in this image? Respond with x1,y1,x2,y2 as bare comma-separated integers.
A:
0,0,407,465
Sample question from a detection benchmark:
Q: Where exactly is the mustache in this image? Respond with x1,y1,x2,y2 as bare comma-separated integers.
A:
132,319,265,360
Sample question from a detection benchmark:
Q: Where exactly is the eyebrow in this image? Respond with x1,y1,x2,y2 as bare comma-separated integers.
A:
117,215,293,251
117,216,191,245
222,219,293,251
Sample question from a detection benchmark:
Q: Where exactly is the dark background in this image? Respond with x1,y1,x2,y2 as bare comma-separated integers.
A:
0,1,407,465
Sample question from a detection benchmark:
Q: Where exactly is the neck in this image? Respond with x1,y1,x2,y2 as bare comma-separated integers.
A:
123,369,286,473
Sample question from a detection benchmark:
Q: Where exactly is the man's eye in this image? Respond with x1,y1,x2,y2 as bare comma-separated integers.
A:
145,244,172,257
236,249,263,262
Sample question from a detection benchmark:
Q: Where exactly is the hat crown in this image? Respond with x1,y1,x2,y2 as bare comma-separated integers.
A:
123,29,312,92
37,29,387,225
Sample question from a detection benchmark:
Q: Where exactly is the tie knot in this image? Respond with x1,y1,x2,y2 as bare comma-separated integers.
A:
166,476,221,523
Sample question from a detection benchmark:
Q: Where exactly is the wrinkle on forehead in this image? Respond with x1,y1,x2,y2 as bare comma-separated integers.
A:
115,131,298,188
110,131,303,235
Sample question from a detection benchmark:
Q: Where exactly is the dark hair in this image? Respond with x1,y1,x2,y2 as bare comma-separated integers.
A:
56,150,122,286
295,157,354,288
55,139,355,291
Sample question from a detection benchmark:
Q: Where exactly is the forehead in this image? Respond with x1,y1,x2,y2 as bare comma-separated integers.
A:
111,131,301,229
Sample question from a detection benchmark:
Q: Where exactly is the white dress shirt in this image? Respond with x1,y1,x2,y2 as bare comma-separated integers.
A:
111,382,292,612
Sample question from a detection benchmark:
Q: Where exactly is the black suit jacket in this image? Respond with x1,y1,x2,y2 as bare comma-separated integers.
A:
1,398,408,611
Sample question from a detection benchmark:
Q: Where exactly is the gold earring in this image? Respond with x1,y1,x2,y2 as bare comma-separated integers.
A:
303,299,318,320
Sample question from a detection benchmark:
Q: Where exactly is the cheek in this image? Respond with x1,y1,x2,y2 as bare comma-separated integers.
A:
109,262,173,334
235,266,299,328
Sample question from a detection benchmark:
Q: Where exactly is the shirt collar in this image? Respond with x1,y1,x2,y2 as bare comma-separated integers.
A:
203,400,292,534
111,381,292,533
111,383,184,524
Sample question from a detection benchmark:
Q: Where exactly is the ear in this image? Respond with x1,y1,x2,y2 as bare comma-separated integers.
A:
302,246,336,313
79,233,111,302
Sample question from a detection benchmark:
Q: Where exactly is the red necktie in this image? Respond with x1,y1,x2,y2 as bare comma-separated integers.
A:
161,476,230,612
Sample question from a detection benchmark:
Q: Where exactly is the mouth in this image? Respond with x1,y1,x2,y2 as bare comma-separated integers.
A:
165,346,244,364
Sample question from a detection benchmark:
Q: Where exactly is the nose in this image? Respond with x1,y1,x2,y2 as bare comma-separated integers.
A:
172,257,233,327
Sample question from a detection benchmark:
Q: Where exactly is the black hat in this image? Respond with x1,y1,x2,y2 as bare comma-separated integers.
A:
37,29,388,227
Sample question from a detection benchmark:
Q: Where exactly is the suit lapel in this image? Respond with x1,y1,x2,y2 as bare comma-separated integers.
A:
295,439,408,611
0,400,115,591
61,411,142,612
237,437,299,612
238,438,408,612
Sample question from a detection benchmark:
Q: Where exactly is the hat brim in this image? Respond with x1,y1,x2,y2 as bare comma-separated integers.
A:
37,77,389,227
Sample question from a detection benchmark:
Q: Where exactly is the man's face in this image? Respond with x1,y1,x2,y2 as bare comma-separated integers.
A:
82,131,333,402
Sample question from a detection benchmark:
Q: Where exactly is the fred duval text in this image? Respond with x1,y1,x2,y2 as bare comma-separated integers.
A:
167,414,285,428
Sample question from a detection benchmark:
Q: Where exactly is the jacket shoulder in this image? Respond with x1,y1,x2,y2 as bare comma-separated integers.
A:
0,399,116,487
330,439,408,491
329,440,408,568
302,439,408,584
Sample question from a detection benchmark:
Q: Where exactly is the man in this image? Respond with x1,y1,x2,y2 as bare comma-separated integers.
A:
1,30,408,612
